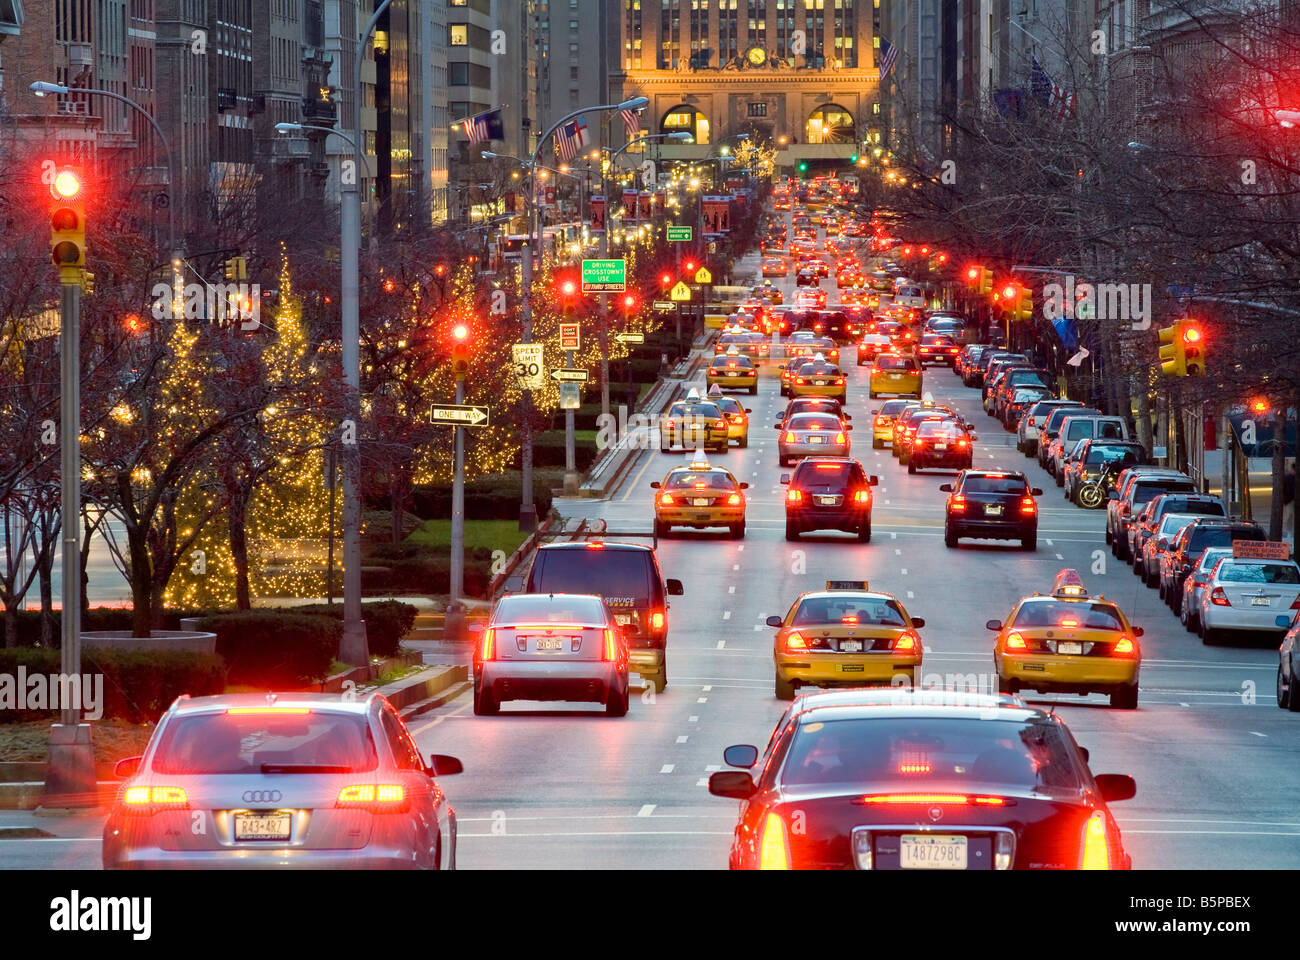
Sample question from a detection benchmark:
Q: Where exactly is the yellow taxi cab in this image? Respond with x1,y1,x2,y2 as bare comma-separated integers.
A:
755,280,784,304
789,357,847,401
871,399,920,450
988,569,1142,709
766,581,925,700
651,458,748,539
659,389,730,454
707,349,759,395
869,352,923,399
711,391,751,448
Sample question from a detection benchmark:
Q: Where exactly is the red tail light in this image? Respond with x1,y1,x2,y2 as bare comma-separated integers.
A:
122,785,190,814
785,432,797,442
834,432,846,444
787,489,803,503
796,378,805,385
1021,497,1037,514
786,632,807,651
659,493,674,505
665,418,675,428
950,495,966,512
650,611,665,631
604,628,617,661
1113,637,1135,655
875,416,886,426
836,377,846,385
842,615,860,624
1291,596,1300,610
956,439,969,448
479,628,496,661
727,493,742,506
1059,618,1079,628
336,784,409,813
1210,587,1231,606
1005,632,1026,649
854,490,869,503
857,794,1006,806
730,414,744,422
759,811,792,869
1080,811,1112,869
1028,417,1036,427
894,633,918,651
714,420,726,429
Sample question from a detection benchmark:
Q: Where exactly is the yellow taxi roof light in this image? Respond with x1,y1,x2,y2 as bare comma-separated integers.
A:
1051,568,1089,598
826,580,868,591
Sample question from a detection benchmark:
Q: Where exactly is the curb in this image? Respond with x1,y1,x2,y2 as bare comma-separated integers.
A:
370,664,469,712
397,681,473,722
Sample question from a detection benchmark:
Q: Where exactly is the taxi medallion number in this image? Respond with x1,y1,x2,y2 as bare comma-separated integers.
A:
900,835,967,869
234,814,291,841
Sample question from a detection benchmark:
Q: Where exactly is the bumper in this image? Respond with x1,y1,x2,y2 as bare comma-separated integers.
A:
708,376,758,390
657,507,744,526
1202,607,1294,633
791,385,846,399
664,431,728,448
780,441,850,458
787,505,869,531
949,518,1037,540
997,653,1139,690
871,379,922,395
873,426,895,445
103,843,427,870
776,655,919,686
480,661,627,703
727,423,748,440
912,449,972,469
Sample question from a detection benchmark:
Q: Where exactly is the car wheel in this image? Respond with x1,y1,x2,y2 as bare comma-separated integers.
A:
869,389,877,398
750,385,758,395
1055,472,1064,487
1021,535,1037,551
775,673,796,700
1277,667,1291,709
785,520,800,541
944,525,958,548
1202,627,1217,646
858,518,872,542
998,677,1018,695
472,681,499,716
730,521,745,539
872,438,883,449
652,654,668,694
1110,685,1139,710
779,456,789,467
1289,668,1300,713
654,520,669,538
1157,580,1166,601
907,460,916,474
606,684,629,717
738,436,748,448
659,443,671,453
1170,592,1182,616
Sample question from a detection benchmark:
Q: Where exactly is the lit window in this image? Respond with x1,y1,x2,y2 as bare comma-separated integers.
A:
450,24,468,45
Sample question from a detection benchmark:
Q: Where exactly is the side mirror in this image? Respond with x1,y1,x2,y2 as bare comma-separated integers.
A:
910,617,926,629
745,408,753,414
939,483,954,493
708,771,756,800
115,756,142,779
723,744,759,768
843,413,852,421
650,481,661,489
985,620,1003,631
1106,491,1118,501
774,424,785,430
428,754,463,776
765,615,784,627
1132,626,1144,637
667,578,684,596
871,408,881,415
780,474,791,484
1031,488,1044,497
846,425,854,431
740,482,750,490
868,475,879,486
1079,747,1090,765
1095,773,1137,803
969,435,978,442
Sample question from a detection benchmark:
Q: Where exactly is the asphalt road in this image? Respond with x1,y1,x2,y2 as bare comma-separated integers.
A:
5,219,1298,871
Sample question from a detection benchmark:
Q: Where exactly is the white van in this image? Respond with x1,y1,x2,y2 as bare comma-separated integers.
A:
1050,415,1130,479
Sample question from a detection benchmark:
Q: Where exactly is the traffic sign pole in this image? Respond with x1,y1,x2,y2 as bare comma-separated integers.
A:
450,377,466,601
564,344,578,496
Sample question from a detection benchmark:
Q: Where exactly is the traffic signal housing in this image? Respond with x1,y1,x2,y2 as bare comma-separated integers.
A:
1158,324,1184,376
224,256,247,281
49,167,86,275
450,323,471,378
978,268,993,295
1180,321,1205,375
1001,283,1033,321
965,266,982,288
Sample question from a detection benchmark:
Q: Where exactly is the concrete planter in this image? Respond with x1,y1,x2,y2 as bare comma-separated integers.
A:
80,630,217,655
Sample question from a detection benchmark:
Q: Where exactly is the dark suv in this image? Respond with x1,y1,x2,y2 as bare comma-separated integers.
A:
941,471,1043,550
781,457,879,542
909,418,976,473
1038,406,1103,470
524,542,683,693
1158,520,1267,613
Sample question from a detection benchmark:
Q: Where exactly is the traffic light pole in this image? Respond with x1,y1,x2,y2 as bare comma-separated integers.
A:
450,375,466,599
564,341,578,496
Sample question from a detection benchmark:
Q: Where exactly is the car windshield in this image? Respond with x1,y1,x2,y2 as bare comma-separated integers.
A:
791,596,907,626
714,356,754,369
716,397,743,414
667,470,735,489
152,712,379,775
1161,498,1224,516
779,717,1083,793
1012,600,1124,630
495,594,607,624
530,548,652,602
1217,562,1300,584
961,475,1030,495
877,355,919,371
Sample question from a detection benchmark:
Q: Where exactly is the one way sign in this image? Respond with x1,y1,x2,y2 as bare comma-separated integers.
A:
431,403,490,427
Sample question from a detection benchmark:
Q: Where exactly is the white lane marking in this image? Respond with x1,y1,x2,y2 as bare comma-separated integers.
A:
461,830,736,838
659,764,675,774
697,778,709,786
1180,702,1190,707
900,568,908,575
716,640,726,649
638,804,656,817
738,544,744,551
733,563,740,570
895,548,902,555
698,697,708,703
1045,538,1054,546
1055,553,1064,560
891,532,897,539
1250,731,1267,738
752,471,759,476
689,715,699,722
702,685,712,691
677,735,689,743
722,610,732,620
728,585,736,594
408,697,472,735
884,499,891,505
705,765,721,772
907,591,915,599
754,624,763,631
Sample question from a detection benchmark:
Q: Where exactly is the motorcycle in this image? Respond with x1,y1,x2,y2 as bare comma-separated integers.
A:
1075,459,1124,509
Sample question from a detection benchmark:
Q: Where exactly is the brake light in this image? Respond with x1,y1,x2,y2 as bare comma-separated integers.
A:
950,495,966,512
785,432,797,442
875,416,886,426
226,707,311,715
759,812,791,869
835,432,846,444
665,419,675,428
651,611,665,631
586,542,604,550
854,490,869,503
604,628,617,660
715,420,726,429
842,615,860,624
894,633,918,651
786,632,807,650
898,761,932,774
1005,632,1026,649
1080,811,1112,869
836,377,846,385
1021,496,1037,514
956,439,968,448
787,489,803,503
1059,618,1079,628
858,794,1006,806
796,378,805,385
1292,596,1300,610
1028,417,1036,427
1210,587,1231,606
659,493,674,505
730,414,744,422
727,493,742,506
479,628,496,661
123,785,190,813
336,784,409,812
1114,637,1135,655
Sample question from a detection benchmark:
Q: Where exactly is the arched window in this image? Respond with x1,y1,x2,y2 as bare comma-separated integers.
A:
805,105,855,144
661,105,711,144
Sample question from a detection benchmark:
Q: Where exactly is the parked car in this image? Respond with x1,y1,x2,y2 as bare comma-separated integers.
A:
1018,399,1085,456
1047,415,1130,482
1061,439,1149,505
1198,556,1300,646
1159,520,1268,611
1106,468,1197,560
1179,547,1235,633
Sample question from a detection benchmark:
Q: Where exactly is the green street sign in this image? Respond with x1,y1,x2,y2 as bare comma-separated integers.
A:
581,258,627,292
667,226,693,242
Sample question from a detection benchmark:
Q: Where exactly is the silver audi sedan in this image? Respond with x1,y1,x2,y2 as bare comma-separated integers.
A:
472,592,631,716
777,411,851,466
102,692,461,869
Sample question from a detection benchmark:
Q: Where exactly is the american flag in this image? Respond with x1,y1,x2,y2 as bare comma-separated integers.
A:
878,37,898,78
555,117,589,162
621,107,642,138
459,107,503,145
1031,57,1075,127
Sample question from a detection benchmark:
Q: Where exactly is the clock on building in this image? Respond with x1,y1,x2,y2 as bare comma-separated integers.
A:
746,46,767,67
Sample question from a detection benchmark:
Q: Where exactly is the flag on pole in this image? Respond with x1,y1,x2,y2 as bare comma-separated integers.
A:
556,117,589,162
459,107,504,145
621,107,642,138
1030,57,1075,126
879,37,898,78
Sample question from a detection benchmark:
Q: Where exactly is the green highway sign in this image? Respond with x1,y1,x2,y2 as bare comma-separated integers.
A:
667,226,693,242
581,258,627,292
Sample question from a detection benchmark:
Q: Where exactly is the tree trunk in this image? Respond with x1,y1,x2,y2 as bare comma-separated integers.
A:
228,484,251,610
38,550,54,648
128,530,153,638
80,508,93,618
1134,378,1153,454
3,601,16,648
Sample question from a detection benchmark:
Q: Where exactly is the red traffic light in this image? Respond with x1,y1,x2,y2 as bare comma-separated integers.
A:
1182,326,1202,344
451,323,470,341
660,273,673,287
622,294,637,310
124,314,144,334
52,169,82,200
966,267,980,281
684,260,696,273
1002,284,1018,300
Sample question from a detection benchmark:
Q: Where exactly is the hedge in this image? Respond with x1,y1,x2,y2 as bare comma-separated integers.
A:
361,549,494,598
7,608,224,648
0,647,226,724
286,600,417,658
194,611,340,687
405,475,553,521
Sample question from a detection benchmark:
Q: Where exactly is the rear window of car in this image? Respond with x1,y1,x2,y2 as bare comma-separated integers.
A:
669,402,722,419
714,355,754,369
1045,408,1101,432
1158,514,1198,536
793,461,857,485
667,469,735,489
1161,498,1224,517
779,718,1083,792
961,475,1030,495
791,595,907,626
1216,562,1300,584
876,355,920,371
495,594,607,624
917,420,962,438
788,413,841,430
530,548,653,603
1011,600,1124,630
1184,525,1260,553
1132,479,1197,505
152,712,379,775
878,399,913,417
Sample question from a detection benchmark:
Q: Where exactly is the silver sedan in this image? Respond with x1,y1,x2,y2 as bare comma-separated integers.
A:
777,411,850,466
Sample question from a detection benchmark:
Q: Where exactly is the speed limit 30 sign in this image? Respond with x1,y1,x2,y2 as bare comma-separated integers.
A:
512,343,546,389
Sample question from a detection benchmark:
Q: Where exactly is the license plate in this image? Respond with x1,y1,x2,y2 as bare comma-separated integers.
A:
900,835,967,869
727,372,738,377
815,380,828,386
808,436,823,443
1251,597,1271,606
614,614,632,626
934,443,948,451
985,505,1004,516
817,496,839,505
536,637,563,650
1057,641,1083,655
692,498,711,507
234,814,291,841
840,663,864,672
840,640,863,652
890,374,902,380
1022,663,1045,671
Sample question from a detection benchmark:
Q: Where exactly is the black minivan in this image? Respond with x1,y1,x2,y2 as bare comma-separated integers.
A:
524,542,683,693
